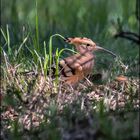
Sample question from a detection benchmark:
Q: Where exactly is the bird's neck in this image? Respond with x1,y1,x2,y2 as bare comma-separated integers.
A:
75,45,94,57
76,45,93,55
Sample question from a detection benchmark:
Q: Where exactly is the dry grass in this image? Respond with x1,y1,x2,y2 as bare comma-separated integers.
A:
1,67,139,140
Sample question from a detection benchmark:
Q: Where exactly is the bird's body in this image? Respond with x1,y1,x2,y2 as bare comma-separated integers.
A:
59,50,95,84
57,37,116,85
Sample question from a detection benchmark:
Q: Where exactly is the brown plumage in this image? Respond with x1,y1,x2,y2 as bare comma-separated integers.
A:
59,37,116,85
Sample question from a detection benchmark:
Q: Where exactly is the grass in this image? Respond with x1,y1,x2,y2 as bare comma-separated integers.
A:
1,26,139,139
1,0,139,139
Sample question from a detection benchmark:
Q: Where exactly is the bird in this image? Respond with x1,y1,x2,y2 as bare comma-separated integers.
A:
57,37,116,85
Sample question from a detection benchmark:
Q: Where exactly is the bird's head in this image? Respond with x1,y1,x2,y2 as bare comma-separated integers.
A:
64,37,116,57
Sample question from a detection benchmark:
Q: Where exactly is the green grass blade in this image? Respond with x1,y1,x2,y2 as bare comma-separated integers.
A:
43,41,49,76
35,0,39,52
1,28,7,44
34,50,44,74
16,35,28,56
48,34,66,68
6,25,11,55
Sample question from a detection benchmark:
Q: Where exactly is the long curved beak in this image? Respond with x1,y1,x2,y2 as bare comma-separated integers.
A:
96,46,117,57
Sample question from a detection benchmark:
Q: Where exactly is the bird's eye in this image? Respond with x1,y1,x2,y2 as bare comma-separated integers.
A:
86,44,90,46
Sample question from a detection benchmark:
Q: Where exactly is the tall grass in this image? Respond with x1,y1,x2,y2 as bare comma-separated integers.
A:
1,25,78,94
1,0,137,45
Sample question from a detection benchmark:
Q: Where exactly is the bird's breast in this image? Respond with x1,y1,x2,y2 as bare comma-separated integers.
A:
78,54,95,76
82,59,94,76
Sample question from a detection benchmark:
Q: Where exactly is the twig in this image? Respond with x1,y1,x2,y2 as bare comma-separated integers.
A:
114,0,140,45
115,31,140,45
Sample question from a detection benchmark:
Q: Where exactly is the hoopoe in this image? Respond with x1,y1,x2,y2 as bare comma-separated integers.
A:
58,37,116,85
